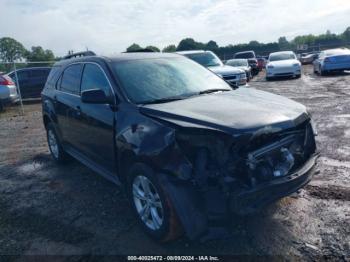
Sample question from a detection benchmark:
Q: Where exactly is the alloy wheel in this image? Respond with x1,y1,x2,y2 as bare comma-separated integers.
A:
132,175,164,230
48,129,59,159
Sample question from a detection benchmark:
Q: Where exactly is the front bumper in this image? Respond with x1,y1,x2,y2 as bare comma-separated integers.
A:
230,153,318,215
266,67,301,77
161,152,318,241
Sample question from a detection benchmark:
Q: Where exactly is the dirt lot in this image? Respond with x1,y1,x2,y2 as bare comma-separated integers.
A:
0,65,349,260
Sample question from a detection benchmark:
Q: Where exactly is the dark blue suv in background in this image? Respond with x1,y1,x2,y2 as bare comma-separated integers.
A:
42,52,318,242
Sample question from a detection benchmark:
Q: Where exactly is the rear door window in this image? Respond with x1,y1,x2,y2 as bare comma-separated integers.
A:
60,64,82,95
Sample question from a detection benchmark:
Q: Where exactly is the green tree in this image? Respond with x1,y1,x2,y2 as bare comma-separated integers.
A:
206,40,219,51
0,37,26,62
26,46,55,61
126,43,142,52
176,38,204,51
248,40,260,46
278,36,290,50
145,45,160,52
342,27,350,42
162,44,176,52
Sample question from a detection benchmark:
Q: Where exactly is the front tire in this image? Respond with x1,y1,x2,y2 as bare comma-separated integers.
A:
127,164,182,242
46,123,69,163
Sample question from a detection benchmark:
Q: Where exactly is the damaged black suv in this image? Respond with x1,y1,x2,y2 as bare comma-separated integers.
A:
42,52,318,242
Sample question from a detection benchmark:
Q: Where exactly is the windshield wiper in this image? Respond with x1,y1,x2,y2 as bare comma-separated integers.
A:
141,96,187,105
198,88,230,95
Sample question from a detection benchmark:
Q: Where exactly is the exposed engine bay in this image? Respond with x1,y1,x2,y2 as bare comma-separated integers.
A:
175,120,316,190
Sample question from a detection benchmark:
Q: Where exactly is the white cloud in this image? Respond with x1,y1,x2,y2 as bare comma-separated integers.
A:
0,0,349,56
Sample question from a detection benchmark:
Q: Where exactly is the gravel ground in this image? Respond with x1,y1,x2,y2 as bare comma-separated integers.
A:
0,65,349,260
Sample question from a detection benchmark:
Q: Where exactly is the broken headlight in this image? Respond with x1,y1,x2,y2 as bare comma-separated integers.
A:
306,110,318,136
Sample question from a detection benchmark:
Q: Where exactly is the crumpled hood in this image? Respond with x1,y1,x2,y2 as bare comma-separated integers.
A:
208,65,244,75
267,59,300,67
140,88,309,134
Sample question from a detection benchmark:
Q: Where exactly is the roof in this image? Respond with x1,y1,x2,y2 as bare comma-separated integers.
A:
176,50,208,55
54,52,182,66
323,48,350,53
235,50,255,54
269,51,295,55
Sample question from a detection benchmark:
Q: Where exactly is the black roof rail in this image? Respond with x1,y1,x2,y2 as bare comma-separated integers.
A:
63,51,96,60
124,48,155,53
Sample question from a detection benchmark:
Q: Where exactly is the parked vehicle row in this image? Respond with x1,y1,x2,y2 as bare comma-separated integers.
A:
42,51,318,242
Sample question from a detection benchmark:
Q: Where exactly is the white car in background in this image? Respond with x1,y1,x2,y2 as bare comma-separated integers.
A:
266,51,301,80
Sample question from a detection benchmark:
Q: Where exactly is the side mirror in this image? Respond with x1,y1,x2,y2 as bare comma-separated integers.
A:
81,89,109,104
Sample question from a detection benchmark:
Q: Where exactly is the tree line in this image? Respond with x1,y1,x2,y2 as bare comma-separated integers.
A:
127,26,350,58
1,26,349,72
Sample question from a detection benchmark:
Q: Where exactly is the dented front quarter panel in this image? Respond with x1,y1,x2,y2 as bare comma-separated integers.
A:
115,103,193,181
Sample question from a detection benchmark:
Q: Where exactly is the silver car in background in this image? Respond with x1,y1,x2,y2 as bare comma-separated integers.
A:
0,74,19,111
177,50,247,87
225,59,252,81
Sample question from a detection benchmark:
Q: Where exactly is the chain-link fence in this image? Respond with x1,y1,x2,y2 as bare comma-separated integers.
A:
0,61,56,114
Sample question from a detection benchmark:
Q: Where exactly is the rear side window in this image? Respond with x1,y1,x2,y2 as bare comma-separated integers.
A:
17,71,29,82
60,64,82,95
46,66,61,87
81,64,111,96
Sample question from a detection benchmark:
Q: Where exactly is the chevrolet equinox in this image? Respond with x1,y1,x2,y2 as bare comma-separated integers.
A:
42,52,318,242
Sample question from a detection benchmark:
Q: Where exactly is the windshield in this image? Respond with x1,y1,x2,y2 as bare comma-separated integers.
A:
269,53,296,61
112,57,231,104
226,59,248,67
184,52,223,67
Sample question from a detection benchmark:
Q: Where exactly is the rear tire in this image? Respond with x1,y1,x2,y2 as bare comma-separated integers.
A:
46,123,69,163
0,101,3,112
127,163,183,242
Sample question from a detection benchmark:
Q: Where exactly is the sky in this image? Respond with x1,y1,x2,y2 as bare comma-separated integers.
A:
1,0,350,56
